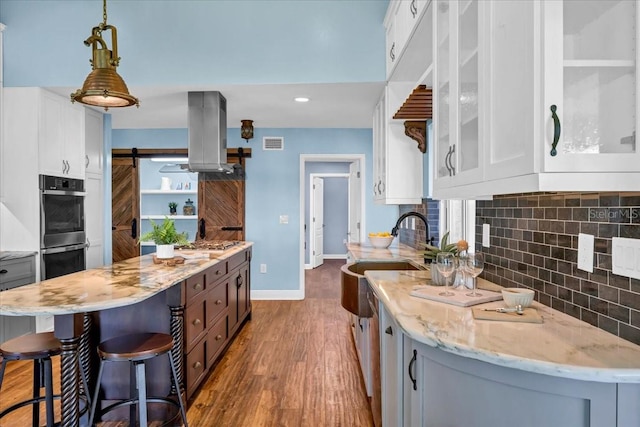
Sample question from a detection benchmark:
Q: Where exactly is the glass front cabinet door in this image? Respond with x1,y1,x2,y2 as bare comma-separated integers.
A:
543,0,639,172
434,0,482,191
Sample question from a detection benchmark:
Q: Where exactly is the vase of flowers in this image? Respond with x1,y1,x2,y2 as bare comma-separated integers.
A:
420,232,469,287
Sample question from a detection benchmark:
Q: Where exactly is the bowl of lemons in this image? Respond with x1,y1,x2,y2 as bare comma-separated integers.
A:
368,232,395,249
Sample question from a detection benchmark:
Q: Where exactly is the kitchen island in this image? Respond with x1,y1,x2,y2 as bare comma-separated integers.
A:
0,242,253,427
347,243,640,427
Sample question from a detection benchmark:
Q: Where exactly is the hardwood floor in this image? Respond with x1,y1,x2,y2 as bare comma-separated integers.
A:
0,259,374,426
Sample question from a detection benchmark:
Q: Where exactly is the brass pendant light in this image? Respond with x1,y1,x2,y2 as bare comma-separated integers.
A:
71,0,139,110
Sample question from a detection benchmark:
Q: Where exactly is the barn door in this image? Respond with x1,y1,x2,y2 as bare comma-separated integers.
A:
111,157,140,262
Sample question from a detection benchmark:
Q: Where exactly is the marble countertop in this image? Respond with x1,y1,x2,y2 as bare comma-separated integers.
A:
0,243,253,316
0,251,38,261
347,243,640,383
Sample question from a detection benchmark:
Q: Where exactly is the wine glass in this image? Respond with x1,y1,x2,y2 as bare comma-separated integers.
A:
464,253,485,297
436,252,456,296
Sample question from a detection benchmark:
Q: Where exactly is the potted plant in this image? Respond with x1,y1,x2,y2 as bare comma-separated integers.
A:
420,232,462,286
139,217,190,259
168,202,178,215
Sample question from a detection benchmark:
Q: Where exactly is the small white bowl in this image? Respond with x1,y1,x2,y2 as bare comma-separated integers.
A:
501,288,534,308
368,235,395,249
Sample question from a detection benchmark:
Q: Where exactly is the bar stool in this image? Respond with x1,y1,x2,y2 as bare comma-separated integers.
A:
88,332,188,427
0,331,91,427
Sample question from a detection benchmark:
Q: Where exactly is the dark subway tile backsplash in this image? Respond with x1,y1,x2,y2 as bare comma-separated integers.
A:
476,192,640,346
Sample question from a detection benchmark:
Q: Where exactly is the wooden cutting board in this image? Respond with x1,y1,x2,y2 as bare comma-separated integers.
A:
472,307,543,323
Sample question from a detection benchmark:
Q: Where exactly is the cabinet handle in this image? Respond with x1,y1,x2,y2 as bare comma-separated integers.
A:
410,0,417,18
358,318,363,331
444,146,452,175
0,269,7,274
62,160,67,174
193,318,201,326
215,270,222,275
215,299,223,305
199,219,206,239
87,238,91,249
385,326,393,335
408,349,417,391
193,361,202,369
550,105,561,157
236,275,243,288
390,42,395,62
65,160,70,174
85,155,90,168
373,183,377,195
131,218,137,239
193,283,203,291
448,144,456,175
215,334,223,341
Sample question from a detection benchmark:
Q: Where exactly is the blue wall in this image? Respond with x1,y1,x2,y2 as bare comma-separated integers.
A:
113,128,398,294
0,0,387,87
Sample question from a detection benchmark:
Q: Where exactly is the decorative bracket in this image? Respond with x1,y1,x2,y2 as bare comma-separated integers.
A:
404,121,427,153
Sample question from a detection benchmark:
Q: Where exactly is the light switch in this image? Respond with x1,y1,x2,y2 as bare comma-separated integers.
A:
577,233,594,273
612,237,640,280
279,215,289,224
482,224,490,248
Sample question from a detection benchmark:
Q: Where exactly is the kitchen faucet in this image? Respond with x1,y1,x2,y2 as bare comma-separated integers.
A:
391,211,434,263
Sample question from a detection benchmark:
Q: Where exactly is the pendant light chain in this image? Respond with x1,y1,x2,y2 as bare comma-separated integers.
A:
103,0,108,26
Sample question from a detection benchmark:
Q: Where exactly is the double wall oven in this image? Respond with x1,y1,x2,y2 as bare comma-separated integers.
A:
39,175,87,280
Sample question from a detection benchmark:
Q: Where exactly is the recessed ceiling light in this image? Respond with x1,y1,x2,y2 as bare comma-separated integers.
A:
294,97,310,103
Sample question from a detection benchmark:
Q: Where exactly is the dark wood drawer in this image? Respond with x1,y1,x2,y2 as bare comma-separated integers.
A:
185,271,206,305
186,336,207,398
185,294,207,350
206,261,228,285
228,250,247,272
206,279,228,325
206,315,228,365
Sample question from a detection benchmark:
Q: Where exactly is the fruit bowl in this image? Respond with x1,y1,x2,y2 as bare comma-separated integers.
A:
368,235,395,249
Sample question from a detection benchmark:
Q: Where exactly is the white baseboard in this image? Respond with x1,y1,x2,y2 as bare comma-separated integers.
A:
251,289,305,300
324,254,347,260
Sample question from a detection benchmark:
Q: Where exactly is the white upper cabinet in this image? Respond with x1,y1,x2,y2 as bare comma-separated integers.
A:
373,83,424,205
543,0,638,172
434,0,640,199
38,90,85,179
386,0,432,80
433,0,482,193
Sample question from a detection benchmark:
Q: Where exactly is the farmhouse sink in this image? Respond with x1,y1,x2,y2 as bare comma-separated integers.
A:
341,260,423,317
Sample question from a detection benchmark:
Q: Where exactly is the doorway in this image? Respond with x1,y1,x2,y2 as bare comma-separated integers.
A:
299,154,366,296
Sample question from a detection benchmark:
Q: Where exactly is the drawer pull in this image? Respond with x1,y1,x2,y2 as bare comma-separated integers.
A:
385,326,393,336
193,283,203,291
193,361,202,369
0,269,7,274
550,104,561,156
215,299,223,305
215,334,223,341
216,270,222,275
192,318,201,326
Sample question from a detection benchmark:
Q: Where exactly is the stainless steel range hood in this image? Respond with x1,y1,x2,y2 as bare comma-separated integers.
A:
187,91,233,173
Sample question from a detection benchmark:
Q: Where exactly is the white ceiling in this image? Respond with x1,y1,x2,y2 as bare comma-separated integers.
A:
49,82,385,130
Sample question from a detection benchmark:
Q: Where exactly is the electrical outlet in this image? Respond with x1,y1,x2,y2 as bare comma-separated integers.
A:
482,224,490,248
612,237,640,280
260,264,267,273
577,233,594,273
